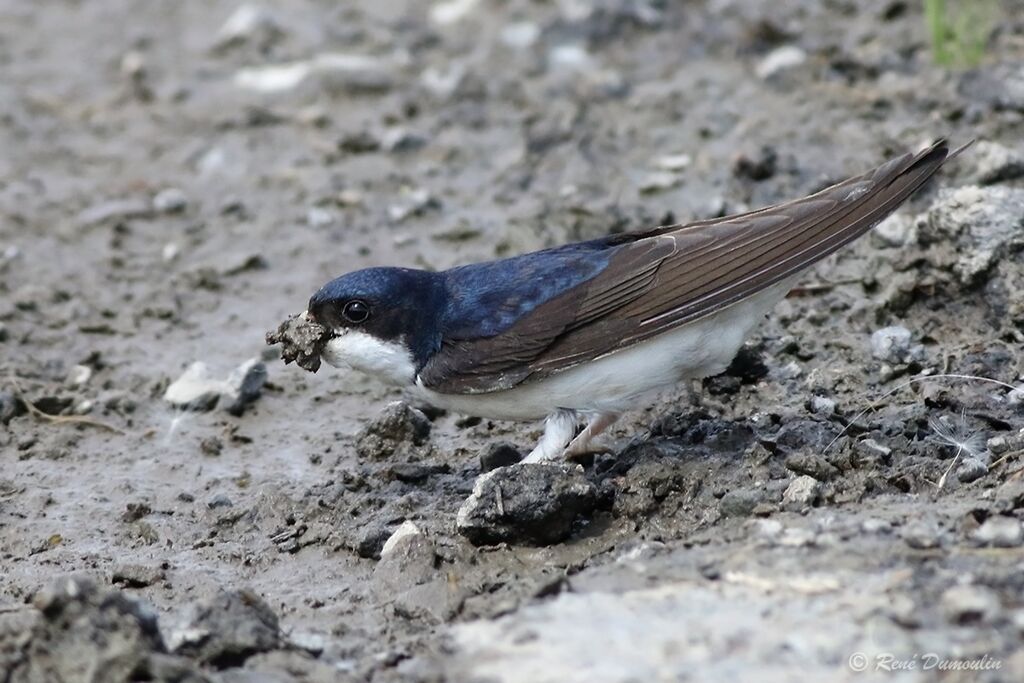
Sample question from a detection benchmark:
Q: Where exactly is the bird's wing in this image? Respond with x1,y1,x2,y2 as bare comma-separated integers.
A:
418,140,952,394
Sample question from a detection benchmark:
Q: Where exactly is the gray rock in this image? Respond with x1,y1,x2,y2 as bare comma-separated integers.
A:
64,364,93,388
7,577,182,682
0,322,9,342
808,396,836,416
870,326,914,364
457,464,597,545
152,188,188,213
856,438,893,466
0,391,25,424
965,141,1024,185
923,185,1024,285
861,518,892,534
902,519,942,549
480,442,523,472
356,524,395,560
111,563,166,588
381,128,427,153
208,494,233,509
173,589,280,667
224,359,267,416
782,476,820,509
719,488,765,517
387,188,441,223
355,401,431,459
987,430,1024,455
941,584,1002,625
956,456,988,483
163,359,266,415
872,212,918,248
785,452,838,481
971,516,1023,547
164,362,225,411
372,522,460,621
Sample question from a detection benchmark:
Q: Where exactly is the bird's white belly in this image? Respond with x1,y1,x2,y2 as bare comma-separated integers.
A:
414,280,794,421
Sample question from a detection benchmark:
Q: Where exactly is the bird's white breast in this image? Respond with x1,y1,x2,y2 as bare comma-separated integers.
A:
322,330,416,386
413,279,795,421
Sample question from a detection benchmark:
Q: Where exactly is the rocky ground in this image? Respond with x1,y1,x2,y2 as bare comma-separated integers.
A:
2,1,1024,681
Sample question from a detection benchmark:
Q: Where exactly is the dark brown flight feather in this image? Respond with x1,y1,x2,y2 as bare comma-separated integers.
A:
419,140,956,394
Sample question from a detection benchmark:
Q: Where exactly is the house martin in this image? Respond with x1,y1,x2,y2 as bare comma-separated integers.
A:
298,139,959,462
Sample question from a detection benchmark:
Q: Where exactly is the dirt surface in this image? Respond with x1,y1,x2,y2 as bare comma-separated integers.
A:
2,1,1024,681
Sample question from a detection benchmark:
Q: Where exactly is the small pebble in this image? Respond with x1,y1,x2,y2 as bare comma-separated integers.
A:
213,4,284,51
861,518,892,534
870,326,913,364
207,494,233,509
785,452,838,481
153,188,188,213
719,488,765,517
941,584,1002,625
380,521,423,558
782,476,820,509
987,431,1024,455
957,456,988,483
971,516,1023,547
903,519,942,549
306,207,336,228
808,396,836,416
755,45,807,80
0,392,25,424
65,364,93,388
501,22,540,48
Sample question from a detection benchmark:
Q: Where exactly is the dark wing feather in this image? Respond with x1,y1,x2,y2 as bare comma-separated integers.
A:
419,140,952,394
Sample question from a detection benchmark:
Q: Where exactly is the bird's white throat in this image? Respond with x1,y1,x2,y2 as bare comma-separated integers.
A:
322,330,416,386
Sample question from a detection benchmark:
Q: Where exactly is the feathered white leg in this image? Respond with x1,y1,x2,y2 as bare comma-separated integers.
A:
523,409,578,463
563,412,619,458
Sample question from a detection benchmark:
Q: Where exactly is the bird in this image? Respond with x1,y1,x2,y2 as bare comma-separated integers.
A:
304,139,959,463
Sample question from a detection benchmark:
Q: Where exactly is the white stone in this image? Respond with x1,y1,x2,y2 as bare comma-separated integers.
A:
755,45,807,80
381,521,423,558
501,22,540,49
431,0,480,25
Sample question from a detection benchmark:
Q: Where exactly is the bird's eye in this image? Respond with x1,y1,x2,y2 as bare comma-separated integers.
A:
342,300,370,324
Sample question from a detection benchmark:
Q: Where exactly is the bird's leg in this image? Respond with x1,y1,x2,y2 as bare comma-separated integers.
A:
523,409,578,463
562,412,619,459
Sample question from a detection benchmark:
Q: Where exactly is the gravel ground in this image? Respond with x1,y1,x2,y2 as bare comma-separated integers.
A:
2,1,1024,682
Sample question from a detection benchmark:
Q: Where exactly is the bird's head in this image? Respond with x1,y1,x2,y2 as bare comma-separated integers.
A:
307,267,445,386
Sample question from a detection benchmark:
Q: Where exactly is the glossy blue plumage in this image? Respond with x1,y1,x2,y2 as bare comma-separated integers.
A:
309,240,615,369
441,242,611,339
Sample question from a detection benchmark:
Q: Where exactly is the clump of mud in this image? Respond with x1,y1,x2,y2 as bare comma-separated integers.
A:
265,314,330,373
